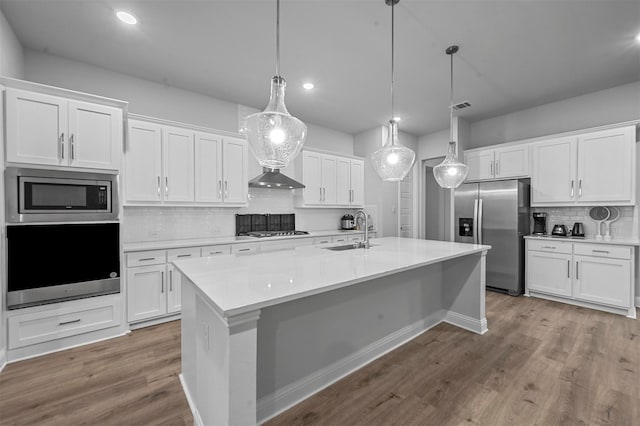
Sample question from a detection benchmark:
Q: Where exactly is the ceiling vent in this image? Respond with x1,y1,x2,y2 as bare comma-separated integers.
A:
452,101,471,111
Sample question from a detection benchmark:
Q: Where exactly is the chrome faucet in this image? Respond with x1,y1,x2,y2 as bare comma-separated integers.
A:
355,210,370,249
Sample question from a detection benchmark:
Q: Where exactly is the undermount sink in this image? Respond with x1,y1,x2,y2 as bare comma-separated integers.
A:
323,244,376,251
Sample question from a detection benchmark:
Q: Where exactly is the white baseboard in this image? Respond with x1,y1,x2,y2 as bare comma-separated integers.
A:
0,348,7,373
256,310,446,424
179,374,203,426
444,311,488,335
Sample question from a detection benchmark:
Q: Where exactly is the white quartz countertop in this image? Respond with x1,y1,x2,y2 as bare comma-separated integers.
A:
173,237,491,318
122,229,372,252
524,235,640,246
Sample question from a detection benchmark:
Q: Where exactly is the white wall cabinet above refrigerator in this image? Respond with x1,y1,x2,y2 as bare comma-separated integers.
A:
124,116,248,206
464,144,529,181
531,125,636,206
297,149,364,208
4,87,123,171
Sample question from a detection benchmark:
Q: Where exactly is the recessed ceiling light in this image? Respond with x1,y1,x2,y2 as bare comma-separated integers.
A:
303,83,314,90
116,10,138,25
393,116,402,122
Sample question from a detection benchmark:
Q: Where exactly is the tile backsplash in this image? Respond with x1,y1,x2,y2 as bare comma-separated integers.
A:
533,206,635,240
122,188,355,243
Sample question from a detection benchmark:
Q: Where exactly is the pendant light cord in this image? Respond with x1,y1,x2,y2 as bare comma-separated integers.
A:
390,1,395,119
449,49,454,142
276,0,280,77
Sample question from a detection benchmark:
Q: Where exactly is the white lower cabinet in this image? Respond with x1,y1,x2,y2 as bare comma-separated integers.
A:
526,239,635,317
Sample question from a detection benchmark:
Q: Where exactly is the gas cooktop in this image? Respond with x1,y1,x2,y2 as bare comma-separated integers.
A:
245,230,309,238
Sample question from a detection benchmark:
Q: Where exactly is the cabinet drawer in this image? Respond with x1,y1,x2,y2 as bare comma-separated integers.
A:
201,245,231,257
314,237,332,245
167,247,201,262
526,239,572,254
332,235,349,243
232,243,258,254
9,297,121,349
126,250,166,267
574,244,631,260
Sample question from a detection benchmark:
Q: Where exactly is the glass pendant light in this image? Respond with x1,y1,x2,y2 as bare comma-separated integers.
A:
371,0,416,182
433,45,468,188
242,0,307,169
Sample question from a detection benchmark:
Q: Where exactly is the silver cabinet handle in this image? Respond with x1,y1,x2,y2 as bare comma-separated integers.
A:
578,179,582,198
157,176,161,197
177,254,192,258
70,134,75,159
161,271,164,293
238,248,251,252
541,246,556,249
165,177,169,196
138,257,156,262
592,249,609,254
323,187,326,202
218,180,222,200
225,181,229,198
567,260,570,278
490,161,494,176
60,132,65,160
169,270,173,291
576,261,579,280
570,180,574,198
59,318,80,326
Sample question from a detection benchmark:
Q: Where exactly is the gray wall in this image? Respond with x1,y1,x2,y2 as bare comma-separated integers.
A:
468,80,640,148
0,8,23,78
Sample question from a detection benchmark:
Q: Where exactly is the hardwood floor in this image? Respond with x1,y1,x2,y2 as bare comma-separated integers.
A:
1,293,638,425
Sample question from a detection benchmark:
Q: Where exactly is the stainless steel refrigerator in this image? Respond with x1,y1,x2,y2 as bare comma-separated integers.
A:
454,179,530,295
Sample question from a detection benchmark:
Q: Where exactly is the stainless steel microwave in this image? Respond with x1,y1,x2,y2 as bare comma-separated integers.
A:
5,167,119,223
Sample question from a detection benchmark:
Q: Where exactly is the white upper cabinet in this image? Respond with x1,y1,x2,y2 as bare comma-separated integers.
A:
194,132,223,202
125,118,247,206
125,120,163,202
576,127,635,204
531,136,577,204
221,136,248,204
531,125,635,206
5,88,122,170
162,126,195,202
465,144,529,181
298,150,365,208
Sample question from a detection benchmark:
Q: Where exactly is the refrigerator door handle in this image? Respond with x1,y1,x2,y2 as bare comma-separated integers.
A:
478,199,484,244
473,199,479,244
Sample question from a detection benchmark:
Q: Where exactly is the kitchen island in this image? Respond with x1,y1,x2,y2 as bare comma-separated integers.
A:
174,237,490,425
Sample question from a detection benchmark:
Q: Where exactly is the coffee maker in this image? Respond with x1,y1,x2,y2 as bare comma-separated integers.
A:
532,212,547,235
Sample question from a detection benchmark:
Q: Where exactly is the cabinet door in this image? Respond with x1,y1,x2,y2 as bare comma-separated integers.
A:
5,89,68,166
163,127,195,202
166,264,182,314
494,145,529,179
195,132,223,202
127,265,167,322
577,127,635,205
125,120,163,202
526,250,573,297
350,159,365,206
464,150,494,181
573,255,631,308
68,100,122,170
302,151,322,205
531,137,577,205
321,155,337,204
222,137,248,204
335,157,351,206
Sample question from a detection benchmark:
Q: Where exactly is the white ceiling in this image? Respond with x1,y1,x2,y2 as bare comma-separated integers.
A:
1,0,639,136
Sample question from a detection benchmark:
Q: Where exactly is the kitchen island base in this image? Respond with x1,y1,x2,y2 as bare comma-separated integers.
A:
179,244,488,425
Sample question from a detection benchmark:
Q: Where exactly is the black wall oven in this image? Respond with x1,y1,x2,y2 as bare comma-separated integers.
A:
7,223,120,309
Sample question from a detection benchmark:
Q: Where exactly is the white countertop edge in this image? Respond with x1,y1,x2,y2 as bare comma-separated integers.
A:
175,244,490,319
122,230,375,252
524,235,640,246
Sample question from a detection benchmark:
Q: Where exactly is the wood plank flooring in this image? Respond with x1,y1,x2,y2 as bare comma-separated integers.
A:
1,292,638,425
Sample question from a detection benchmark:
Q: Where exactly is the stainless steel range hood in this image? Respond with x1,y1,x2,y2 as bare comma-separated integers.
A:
248,168,305,189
